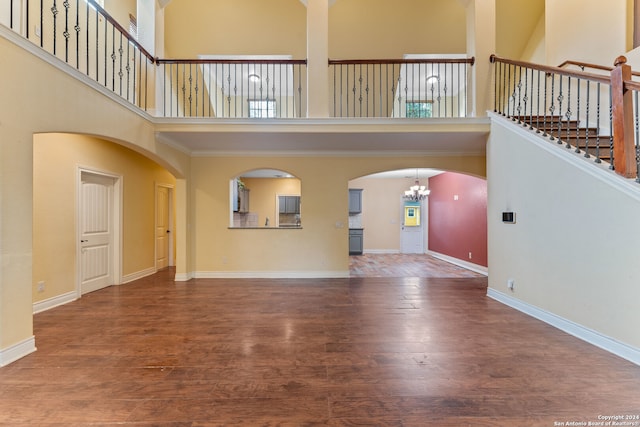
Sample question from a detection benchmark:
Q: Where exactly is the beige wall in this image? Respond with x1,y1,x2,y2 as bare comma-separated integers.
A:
164,0,307,58
33,133,176,303
488,116,640,350
163,0,466,60
190,155,485,276
329,0,466,58
546,0,628,66
496,0,544,59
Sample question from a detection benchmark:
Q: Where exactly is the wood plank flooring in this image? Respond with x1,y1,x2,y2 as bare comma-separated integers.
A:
1,266,639,426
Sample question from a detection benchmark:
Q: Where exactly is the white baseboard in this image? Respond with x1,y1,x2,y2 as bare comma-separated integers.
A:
428,251,488,275
174,272,194,282
363,249,400,254
0,336,36,367
121,267,156,284
195,270,350,279
33,291,77,314
487,288,640,366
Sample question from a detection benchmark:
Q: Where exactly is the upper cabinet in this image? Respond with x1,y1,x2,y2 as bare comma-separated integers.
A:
349,189,363,214
279,195,301,214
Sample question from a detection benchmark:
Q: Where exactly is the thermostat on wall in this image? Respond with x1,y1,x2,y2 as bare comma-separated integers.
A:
502,212,516,223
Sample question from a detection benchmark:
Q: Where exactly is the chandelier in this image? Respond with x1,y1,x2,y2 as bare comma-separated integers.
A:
403,171,430,201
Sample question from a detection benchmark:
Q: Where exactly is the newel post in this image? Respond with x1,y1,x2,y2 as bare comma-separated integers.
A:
610,56,637,178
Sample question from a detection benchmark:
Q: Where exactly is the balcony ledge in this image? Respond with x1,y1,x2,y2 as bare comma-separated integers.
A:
154,116,491,157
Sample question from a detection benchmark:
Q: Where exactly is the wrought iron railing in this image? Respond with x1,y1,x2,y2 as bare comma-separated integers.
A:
491,55,640,182
3,0,154,110
155,58,307,118
328,57,475,118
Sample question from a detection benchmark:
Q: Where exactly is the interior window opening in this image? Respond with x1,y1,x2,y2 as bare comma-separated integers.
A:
230,169,301,229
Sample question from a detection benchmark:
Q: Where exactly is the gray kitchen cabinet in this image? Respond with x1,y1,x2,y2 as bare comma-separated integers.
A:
348,189,363,214
279,195,300,214
349,228,363,255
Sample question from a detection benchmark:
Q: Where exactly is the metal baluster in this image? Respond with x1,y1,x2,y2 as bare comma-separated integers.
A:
514,66,522,121
635,91,640,182
506,63,512,118
595,82,601,163
437,63,442,117
40,0,44,47
188,63,193,116
144,56,148,111
501,61,507,116
522,66,529,125
574,78,582,152
608,87,614,169
133,48,137,106
366,63,370,118
443,63,449,117
125,42,130,101
10,0,13,29
535,68,541,131
75,0,80,69
63,0,69,62
358,63,363,117
189,64,199,117
118,34,123,96
226,65,231,117
548,73,555,140
103,16,107,86
528,67,534,129
565,76,572,148
556,75,564,144
494,60,500,115
51,0,58,55
584,81,591,158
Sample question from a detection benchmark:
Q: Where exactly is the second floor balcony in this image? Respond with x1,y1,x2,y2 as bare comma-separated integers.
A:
0,0,477,120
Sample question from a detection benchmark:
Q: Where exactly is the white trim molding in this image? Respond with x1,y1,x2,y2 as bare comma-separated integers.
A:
195,270,350,279
174,272,194,282
121,267,157,284
428,250,488,276
0,336,36,367
33,291,77,314
487,288,640,366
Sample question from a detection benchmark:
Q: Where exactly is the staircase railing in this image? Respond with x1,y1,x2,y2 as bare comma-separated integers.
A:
329,57,475,118
2,0,155,111
491,54,640,182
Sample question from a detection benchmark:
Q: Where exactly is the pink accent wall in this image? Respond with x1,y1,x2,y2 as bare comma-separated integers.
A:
428,172,487,267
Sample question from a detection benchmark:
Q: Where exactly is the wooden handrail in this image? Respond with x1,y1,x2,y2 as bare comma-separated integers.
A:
558,59,640,78
490,54,610,84
86,0,154,62
155,58,307,65
329,57,475,66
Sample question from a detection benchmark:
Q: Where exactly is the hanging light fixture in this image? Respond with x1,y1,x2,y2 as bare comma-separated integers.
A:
403,170,430,201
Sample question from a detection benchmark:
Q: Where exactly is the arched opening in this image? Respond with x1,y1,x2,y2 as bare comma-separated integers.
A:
348,168,487,278
32,133,177,311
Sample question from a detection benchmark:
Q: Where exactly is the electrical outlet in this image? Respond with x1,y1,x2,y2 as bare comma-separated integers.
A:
468,252,472,259
507,279,515,290
37,281,45,293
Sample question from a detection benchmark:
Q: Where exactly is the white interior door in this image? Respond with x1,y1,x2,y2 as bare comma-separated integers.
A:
400,199,426,254
156,185,171,269
79,172,116,294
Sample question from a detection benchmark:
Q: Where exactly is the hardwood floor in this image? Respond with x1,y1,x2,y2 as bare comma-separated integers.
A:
1,266,639,426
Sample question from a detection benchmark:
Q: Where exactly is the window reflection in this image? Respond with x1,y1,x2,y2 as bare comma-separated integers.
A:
230,170,301,228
